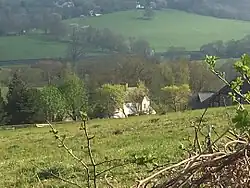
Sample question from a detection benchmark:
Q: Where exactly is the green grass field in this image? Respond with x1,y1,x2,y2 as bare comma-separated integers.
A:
0,107,235,187
0,36,67,61
1,9,250,61
66,9,250,51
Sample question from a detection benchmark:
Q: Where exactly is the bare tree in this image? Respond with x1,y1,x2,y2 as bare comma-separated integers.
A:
67,26,85,69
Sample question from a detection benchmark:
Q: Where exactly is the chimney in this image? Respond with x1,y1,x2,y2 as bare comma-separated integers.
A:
124,83,128,91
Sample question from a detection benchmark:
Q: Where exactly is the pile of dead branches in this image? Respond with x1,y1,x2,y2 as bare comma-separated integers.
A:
135,137,250,188
134,127,250,188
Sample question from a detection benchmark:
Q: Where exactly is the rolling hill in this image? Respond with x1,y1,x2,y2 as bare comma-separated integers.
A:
0,107,234,187
1,9,250,61
66,9,250,51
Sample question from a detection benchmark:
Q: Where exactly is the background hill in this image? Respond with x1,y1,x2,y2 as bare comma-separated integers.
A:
66,9,250,51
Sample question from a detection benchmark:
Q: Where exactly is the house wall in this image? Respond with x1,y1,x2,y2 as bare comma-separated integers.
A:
141,97,150,112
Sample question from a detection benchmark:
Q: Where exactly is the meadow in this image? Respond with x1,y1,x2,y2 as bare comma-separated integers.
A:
0,36,67,61
0,107,235,187
0,9,250,61
66,9,250,51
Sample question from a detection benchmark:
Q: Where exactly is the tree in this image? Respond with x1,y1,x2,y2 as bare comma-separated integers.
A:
0,88,5,125
67,26,85,66
161,84,191,112
188,61,223,93
169,60,190,85
59,72,88,121
94,84,126,118
130,39,152,57
143,7,155,19
40,85,67,122
127,80,149,113
5,72,39,125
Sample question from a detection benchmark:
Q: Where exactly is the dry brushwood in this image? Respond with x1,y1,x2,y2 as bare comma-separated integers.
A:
135,134,250,188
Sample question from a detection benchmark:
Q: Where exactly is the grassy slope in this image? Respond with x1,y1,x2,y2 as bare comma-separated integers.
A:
66,9,250,51
0,107,235,187
0,36,67,61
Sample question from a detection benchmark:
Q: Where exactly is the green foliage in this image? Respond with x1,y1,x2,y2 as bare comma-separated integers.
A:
40,85,67,122
161,84,191,112
5,72,40,125
205,53,250,133
232,109,250,132
59,72,88,121
94,84,126,117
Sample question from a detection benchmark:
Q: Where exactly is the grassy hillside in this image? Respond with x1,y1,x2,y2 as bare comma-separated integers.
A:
66,9,250,51
0,36,67,61
0,107,235,187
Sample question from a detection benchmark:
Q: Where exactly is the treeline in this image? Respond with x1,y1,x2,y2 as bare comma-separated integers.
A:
166,0,250,21
160,35,250,61
0,54,227,125
67,26,154,62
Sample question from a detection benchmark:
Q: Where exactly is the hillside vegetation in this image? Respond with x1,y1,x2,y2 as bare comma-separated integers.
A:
66,9,250,51
0,107,234,187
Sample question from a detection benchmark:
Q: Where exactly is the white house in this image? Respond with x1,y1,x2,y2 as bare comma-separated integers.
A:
112,85,156,118
136,2,145,9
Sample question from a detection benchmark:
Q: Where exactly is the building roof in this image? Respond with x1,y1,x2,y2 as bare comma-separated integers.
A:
198,92,215,102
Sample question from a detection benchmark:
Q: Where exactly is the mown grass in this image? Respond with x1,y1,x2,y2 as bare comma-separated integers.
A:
66,9,250,51
0,106,237,187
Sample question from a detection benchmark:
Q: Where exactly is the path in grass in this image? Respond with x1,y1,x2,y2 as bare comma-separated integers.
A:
66,9,250,51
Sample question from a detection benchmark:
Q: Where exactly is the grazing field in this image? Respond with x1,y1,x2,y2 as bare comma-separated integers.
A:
0,107,235,187
0,36,67,61
66,9,250,51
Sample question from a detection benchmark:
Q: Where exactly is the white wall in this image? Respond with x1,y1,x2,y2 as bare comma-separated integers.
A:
141,97,150,112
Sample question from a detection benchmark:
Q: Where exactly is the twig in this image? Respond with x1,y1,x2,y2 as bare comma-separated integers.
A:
96,161,130,177
105,174,115,188
47,121,90,188
81,120,97,188
36,173,44,188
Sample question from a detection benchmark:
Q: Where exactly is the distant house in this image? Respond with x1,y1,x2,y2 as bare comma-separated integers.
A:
136,2,145,9
191,79,250,109
54,1,75,8
190,92,215,110
112,84,156,118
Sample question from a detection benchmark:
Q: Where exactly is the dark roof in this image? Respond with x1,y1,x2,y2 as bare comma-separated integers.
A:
198,92,215,102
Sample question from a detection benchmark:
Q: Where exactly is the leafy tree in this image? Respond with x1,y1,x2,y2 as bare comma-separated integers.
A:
5,72,39,125
59,72,88,121
161,84,191,112
169,60,190,85
94,84,126,118
40,85,66,122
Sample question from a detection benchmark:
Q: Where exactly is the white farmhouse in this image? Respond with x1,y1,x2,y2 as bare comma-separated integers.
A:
112,85,156,118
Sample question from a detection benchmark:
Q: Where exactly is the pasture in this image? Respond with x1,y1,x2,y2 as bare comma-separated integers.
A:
0,36,67,61
66,9,250,51
0,107,235,187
